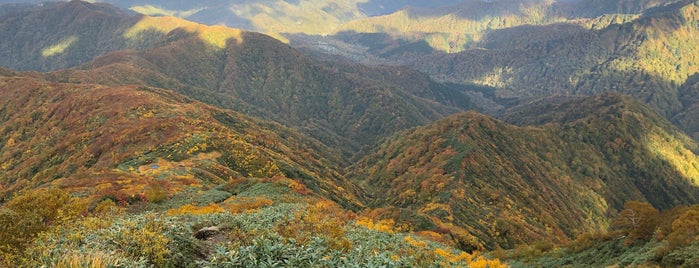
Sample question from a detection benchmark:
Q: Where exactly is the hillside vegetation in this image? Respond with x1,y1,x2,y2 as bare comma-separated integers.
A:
0,1,698,266
293,0,699,142
350,93,699,250
0,74,508,268
0,72,364,209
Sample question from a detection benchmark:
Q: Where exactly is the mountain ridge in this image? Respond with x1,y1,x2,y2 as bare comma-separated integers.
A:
0,72,366,209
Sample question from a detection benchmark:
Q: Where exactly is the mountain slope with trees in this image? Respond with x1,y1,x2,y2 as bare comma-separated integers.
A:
350,93,699,250
0,71,365,209
351,0,699,137
293,0,699,142
0,1,495,159
0,1,697,266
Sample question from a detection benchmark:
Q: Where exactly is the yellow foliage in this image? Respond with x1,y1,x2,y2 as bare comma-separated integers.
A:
143,182,168,203
645,132,699,186
667,207,699,249
230,0,367,39
405,235,429,248
166,203,225,216
421,202,455,222
469,256,509,268
222,197,274,214
112,216,170,266
125,16,243,48
92,199,124,216
41,36,79,57
275,201,352,251
338,4,567,53
1,188,89,255
434,247,473,263
286,179,311,195
355,217,400,234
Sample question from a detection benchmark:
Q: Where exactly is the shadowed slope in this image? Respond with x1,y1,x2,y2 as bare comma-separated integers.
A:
46,21,485,159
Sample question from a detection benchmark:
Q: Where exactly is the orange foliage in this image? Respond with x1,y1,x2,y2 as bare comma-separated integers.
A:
222,197,274,214
166,203,225,216
286,179,311,195
667,207,699,249
613,201,659,241
415,230,455,246
275,200,352,251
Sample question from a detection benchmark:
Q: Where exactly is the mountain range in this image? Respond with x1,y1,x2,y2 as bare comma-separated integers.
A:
0,0,697,266
302,0,699,141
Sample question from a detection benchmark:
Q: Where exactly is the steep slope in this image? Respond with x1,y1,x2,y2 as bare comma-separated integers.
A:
0,1,140,71
405,0,699,119
350,93,699,250
292,0,699,142
0,72,365,209
38,15,488,159
0,1,493,158
315,0,673,55
673,73,699,140
0,71,508,268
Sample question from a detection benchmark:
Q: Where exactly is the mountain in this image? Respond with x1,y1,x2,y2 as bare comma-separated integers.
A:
0,1,494,159
289,0,699,143
0,1,697,266
350,93,699,250
306,0,675,56
0,1,140,71
0,0,466,42
0,70,511,268
0,70,365,209
411,0,699,104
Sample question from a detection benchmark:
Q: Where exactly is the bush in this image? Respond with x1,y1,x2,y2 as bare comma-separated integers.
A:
613,201,659,242
108,215,170,266
0,188,88,255
666,207,699,250
166,203,225,216
143,182,168,203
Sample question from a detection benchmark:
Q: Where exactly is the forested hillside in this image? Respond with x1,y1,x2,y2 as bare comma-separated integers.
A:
0,1,495,159
0,71,364,208
350,93,699,250
294,0,699,141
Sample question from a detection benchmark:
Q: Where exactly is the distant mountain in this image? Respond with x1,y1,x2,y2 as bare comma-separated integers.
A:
0,1,141,71
0,0,465,41
316,0,674,55
321,0,699,141
350,93,699,249
0,71,365,209
3,2,500,159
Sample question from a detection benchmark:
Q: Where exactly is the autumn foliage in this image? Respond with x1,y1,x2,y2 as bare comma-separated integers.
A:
0,188,88,258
